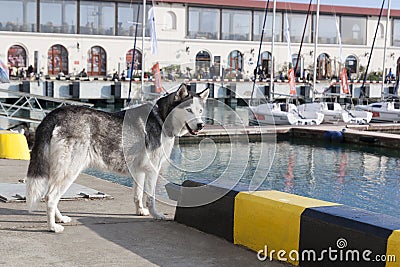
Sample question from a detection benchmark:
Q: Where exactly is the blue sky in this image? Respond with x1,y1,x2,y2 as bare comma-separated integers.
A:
276,0,399,10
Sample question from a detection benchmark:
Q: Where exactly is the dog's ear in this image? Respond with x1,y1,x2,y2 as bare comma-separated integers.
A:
197,88,209,104
174,84,189,101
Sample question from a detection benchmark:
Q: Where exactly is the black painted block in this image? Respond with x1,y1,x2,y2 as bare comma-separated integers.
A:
111,82,122,98
300,205,400,267
174,180,240,242
70,81,80,98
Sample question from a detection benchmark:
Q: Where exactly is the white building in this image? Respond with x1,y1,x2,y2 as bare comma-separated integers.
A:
1,0,400,81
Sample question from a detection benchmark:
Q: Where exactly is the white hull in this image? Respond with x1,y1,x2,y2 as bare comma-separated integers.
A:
249,103,324,126
298,102,372,124
356,102,400,123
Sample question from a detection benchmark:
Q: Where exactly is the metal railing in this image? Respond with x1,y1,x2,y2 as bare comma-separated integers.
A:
0,88,93,124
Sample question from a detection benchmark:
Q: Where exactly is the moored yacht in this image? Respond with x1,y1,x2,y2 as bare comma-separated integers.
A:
298,102,372,124
249,102,324,125
356,101,400,123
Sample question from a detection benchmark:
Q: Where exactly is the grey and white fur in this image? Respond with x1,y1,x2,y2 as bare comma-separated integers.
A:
26,84,209,232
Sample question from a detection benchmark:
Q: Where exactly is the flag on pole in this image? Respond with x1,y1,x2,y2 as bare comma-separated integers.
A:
340,67,350,94
288,68,296,95
335,16,343,64
148,7,158,55
284,13,292,65
152,62,162,93
284,14,296,95
0,59,10,83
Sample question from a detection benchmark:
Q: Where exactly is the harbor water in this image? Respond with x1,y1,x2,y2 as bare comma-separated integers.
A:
86,138,400,219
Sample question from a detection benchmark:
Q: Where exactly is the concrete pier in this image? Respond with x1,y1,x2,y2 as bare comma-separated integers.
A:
179,123,400,149
0,159,286,267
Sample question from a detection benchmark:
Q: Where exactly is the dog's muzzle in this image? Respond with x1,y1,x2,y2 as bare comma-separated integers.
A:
185,122,204,135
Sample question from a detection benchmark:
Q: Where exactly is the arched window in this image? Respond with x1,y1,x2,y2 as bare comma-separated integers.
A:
87,46,106,76
195,50,211,79
227,50,243,78
259,51,272,78
317,53,331,80
345,55,358,75
8,45,27,69
48,44,68,75
164,11,177,30
125,49,142,77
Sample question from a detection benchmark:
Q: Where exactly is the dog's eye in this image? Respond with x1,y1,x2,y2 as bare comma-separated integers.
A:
199,109,203,114
186,108,193,113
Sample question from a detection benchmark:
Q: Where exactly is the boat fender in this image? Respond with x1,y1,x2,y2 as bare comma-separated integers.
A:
331,131,343,142
323,131,344,143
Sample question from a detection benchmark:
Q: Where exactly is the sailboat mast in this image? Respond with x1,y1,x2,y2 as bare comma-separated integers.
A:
141,0,146,101
127,4,141,106
294,0,312,76
361,0,386,99
270,0,276,102
312,0,320,102
250,0,270,105
381,0,391,101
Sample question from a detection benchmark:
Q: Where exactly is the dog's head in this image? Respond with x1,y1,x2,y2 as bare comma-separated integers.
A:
159,84,209,137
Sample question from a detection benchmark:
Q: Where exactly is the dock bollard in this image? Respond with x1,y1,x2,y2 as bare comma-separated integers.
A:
0,130,30,160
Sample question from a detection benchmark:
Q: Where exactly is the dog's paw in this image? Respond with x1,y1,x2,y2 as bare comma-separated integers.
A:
152,213,167,220
49,223,64,233
137,208,150,216
56,215,71,223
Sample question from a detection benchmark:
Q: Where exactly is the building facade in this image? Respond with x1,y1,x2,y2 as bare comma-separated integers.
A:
1,0,400,81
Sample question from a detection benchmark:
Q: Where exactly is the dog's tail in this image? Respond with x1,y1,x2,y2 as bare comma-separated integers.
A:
26,141,50,211
26,135,51,211
26,175,48,212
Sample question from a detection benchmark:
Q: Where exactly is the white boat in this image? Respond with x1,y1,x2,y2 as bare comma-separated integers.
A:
298,102,372,124
249,102,324,125
356,101,400,123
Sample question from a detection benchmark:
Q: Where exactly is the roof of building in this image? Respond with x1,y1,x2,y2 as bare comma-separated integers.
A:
158,0,400,17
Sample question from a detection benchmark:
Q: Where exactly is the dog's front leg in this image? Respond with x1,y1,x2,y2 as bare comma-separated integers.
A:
145,171,166,220
133,171,149,216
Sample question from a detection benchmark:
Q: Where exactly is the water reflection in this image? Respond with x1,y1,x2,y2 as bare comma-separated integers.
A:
161,140,400,218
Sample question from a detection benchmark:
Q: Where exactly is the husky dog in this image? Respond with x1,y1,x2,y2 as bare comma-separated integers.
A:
26,84,209,232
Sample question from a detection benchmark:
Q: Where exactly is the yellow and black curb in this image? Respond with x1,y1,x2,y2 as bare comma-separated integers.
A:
174,180,400,266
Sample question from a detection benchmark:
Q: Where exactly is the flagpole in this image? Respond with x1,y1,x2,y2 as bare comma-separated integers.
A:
141,0,146,101
270,0,276,102
312,0,320,102
381,0,391,101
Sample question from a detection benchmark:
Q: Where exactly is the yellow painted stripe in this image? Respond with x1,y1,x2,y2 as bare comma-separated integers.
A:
234,190,339,266
0,131,30,160
386,230,400,267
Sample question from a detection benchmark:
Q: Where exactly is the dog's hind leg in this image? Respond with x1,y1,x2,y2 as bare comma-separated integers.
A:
145,171,166,220
46,140,89,232
45,183,65,233
46,163,85,232
133,171,149,216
